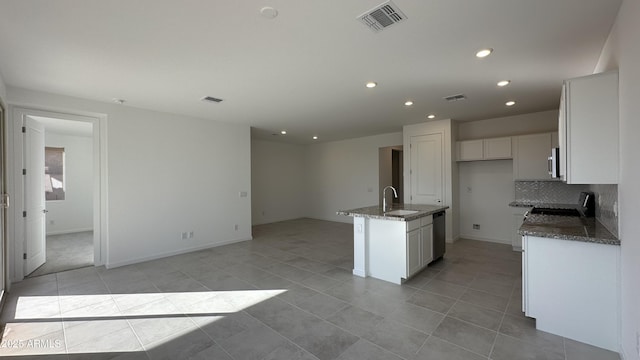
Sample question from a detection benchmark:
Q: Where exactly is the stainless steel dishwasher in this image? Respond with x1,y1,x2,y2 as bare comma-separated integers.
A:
432,211,446,261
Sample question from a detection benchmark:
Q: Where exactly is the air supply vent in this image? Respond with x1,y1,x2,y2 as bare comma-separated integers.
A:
358,1,407,33
444,94,467,102
201,96,223,103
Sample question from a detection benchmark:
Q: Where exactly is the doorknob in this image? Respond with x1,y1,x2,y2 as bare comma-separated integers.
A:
43,209,49,213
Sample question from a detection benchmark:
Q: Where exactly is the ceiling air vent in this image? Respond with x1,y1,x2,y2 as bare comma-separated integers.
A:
358,1,407,33
201,96,223,103
444,94,467,102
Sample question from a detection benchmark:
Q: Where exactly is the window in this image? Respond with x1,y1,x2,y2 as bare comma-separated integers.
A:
45,147,65,200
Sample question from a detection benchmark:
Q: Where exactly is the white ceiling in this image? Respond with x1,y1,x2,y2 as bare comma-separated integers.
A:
0,0,621,144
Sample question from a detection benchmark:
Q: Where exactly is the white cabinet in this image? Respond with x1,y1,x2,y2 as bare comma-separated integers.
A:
510,207,531,251
406,229,421,277
512,132,558,180
457,137,512,161
522,236,620,351
420,222,433,267
457,140,484,161
406,216,433,278
484,137,512,160
560,71,619,184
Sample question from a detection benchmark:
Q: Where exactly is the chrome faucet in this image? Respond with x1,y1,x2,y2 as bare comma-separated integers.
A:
383,185,398,212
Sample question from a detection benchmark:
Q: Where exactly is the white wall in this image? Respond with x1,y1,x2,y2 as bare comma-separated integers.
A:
7,87,252,270
458,160,514,244
455,111,559,245
595,1,640,358
457,110,558,140
251,139,307,225
44,132,93,235
306,132,403,223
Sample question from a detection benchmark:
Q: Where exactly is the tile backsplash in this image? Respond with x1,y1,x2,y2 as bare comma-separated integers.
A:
590,184,618,238
515,181,619,237
514,181,589,204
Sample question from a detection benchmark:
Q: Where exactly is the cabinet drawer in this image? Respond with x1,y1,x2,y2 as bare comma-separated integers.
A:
421,216,433,227
407,219,420,232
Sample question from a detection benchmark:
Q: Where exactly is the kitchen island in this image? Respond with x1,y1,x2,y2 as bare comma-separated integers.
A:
337,204,448,284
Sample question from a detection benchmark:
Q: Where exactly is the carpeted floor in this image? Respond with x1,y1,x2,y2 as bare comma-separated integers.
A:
27,231,94,278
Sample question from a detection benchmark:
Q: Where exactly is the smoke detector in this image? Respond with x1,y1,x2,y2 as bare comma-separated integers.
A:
358,1,407,33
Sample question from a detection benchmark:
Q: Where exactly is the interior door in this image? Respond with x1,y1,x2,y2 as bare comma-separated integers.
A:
409,133,443,204
24,117,46,275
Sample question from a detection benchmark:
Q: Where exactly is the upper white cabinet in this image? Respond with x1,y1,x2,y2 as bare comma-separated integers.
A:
560,71,618,184
513,132,558,180
457,139,484,161
457,137,512,161
484,137,512,160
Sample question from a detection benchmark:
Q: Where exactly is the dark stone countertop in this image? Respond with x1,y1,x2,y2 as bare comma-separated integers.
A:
509,201,580,209
518,214,619,245
337,204,449,222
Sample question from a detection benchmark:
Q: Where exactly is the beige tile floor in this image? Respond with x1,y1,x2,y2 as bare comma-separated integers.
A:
0,218,620,360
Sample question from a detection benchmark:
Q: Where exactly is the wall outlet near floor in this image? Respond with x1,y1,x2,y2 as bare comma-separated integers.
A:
48,220,55,225
181,232,188,240
188,231,194,239
473,224,480,230
234,224,239,231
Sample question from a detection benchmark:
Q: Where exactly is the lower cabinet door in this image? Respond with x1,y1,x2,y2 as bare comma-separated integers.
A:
406,229,421,277
421,224,433,267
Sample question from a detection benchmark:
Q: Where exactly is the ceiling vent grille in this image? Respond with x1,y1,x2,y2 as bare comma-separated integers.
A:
444,94,467,102
358,1,407,33
201,96,223,103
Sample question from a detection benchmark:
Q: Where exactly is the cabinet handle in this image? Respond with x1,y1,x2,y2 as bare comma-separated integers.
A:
547,156,552,175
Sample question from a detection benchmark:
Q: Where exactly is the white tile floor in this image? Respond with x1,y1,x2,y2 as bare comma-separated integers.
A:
0,218,621,360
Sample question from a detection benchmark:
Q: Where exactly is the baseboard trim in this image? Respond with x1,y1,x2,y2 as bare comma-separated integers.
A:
46,228,93,236
105,237,253,269
458,234,511,245
352,269,366,277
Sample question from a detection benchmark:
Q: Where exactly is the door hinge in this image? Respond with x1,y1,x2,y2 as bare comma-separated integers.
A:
23,253,27,260
22,169,26,175
22,210,27,218
410,169,413,175
22,126,26,133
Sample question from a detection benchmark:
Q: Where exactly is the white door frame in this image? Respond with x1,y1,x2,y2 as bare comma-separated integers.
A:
8,107,108,282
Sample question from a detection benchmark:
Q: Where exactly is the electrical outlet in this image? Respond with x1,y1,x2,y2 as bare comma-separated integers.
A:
188,231,194,238
234,224,239,231
48,220,55,225
473,224,480,230
181,232,188,240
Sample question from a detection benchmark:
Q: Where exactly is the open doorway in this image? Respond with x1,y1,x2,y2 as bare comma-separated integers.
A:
379,145,404,208
26,117,94,277
10,107,103,282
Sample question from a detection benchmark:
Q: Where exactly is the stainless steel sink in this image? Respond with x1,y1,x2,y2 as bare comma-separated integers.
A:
385,209,419,216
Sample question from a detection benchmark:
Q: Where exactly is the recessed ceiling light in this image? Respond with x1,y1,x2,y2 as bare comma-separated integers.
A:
427,114,436,119
404,101,414,106
365,82,377,88
313,136,318,140
497,80,511,87
505,101,516,107
281,130,287,135
475,48,493,58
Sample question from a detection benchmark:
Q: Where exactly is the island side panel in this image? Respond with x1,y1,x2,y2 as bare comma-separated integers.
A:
368,218,407,284
352,216,367,277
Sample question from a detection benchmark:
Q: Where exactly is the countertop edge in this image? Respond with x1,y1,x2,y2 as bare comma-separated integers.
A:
518,218,620,246
337,205,449,221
